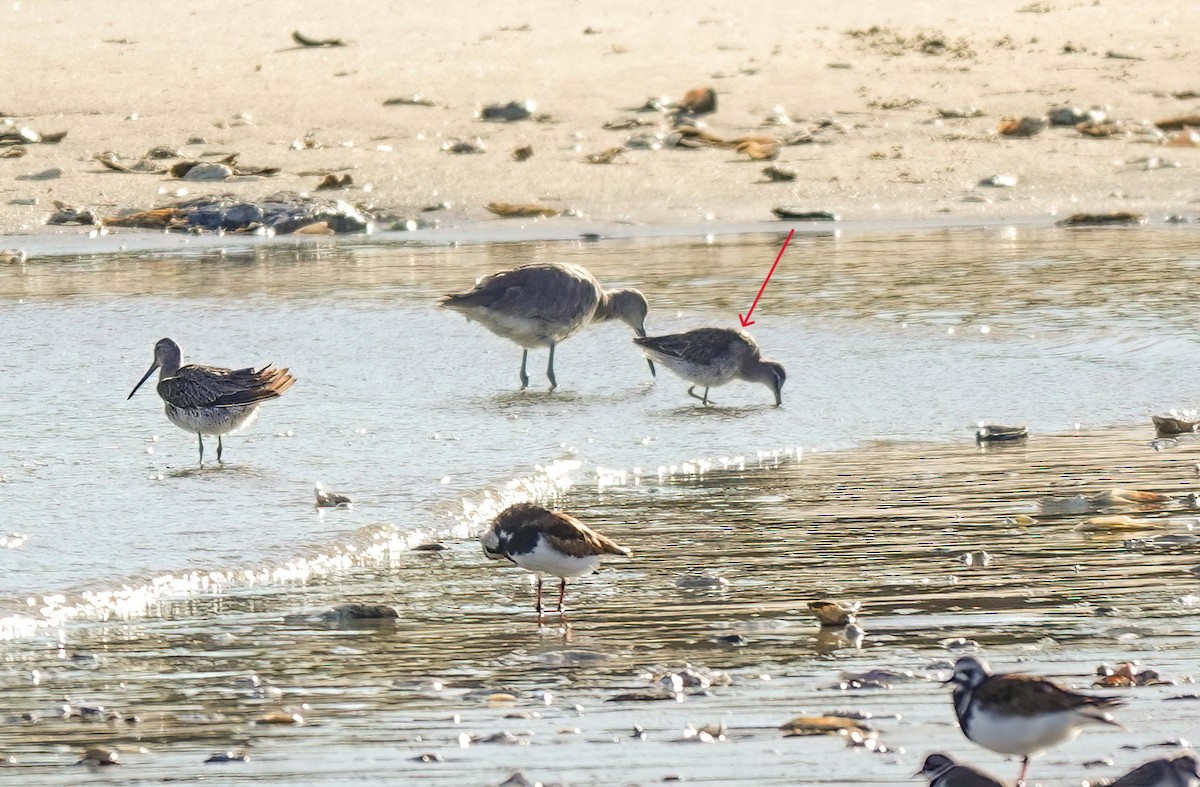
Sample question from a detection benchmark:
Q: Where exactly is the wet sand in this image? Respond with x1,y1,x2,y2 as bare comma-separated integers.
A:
2,0,1200,239
1,428,1198,785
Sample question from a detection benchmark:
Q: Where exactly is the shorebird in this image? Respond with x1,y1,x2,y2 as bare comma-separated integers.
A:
633,327,786,406
440,262,653,391
1107,754,1200,787
947,656,1123,786
128,337,295,465
916,753,1007,787
481,503,631,623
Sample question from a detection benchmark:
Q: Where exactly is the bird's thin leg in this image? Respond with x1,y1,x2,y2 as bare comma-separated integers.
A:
703,387,711,406
687,386,705,402
519,350,530,390
1016,756,1029,786
535,575,544,625
546,343,557,392
217,435,224,463
197,433,204,466
557,578,567,613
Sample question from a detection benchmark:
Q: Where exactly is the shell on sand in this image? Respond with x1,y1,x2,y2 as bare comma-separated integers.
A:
486,202,560,218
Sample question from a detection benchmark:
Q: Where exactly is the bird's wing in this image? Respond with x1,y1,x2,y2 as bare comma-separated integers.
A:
440,265,599,324
158,364,296,409
542,511,632,558
634,328,750,364
974,673,1124,716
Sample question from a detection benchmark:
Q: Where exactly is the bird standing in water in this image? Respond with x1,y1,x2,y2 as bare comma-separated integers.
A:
481,503,631,624
634,327,786,406
440,262,654,391
128,337,295,465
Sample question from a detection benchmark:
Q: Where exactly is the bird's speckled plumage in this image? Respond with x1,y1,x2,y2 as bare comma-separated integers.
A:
481,503,630,622
440,262,651,390
634,327,786,405
948,656,1122,785
129,337,295,464
1108,754,1200,787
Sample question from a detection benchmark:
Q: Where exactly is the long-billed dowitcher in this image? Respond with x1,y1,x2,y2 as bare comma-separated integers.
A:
947,656,1123,786
128,338,296,465
440,262,653,391
916,754,1006,787
481,503,631,623
1108,754,1200,787
633,327,785,406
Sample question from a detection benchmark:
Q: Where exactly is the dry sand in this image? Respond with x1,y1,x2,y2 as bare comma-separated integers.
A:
2,0,1199,240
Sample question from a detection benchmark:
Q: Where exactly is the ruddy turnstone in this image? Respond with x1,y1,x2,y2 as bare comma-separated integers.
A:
947,656,1123,785
440,262,653,391
633,327,785,406
1107,754,1200,787
481,503,631,622
916,753,1006,787
128,337,295,465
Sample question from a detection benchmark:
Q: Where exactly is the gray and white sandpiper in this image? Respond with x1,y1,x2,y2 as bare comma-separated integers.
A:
916,753,1007,787
947,656,1123,786
128,337,296,465
481,503,631,623
633,327,786,405
440,262,653,391
1106,754,1200,787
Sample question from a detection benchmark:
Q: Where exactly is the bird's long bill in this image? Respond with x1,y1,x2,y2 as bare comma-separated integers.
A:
636,326,656,377
127,362,158,399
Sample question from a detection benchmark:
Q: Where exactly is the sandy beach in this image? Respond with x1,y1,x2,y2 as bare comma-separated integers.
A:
2,0,1199,239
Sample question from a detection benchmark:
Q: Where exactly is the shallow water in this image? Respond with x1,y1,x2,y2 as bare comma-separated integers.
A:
1,226,1200,784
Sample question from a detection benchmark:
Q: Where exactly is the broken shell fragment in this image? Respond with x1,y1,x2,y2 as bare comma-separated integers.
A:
772,207,838,221
998,116,1049,137
479,100,536,122
780,715,873,737
486,202,560,218
511,145,534,162
677,87,717,115
586,146,623,164
292,30,346,47
736,140,780,160
1076,515,1165,533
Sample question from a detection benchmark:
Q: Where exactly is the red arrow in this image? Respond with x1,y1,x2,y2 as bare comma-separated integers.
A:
739,228,793,328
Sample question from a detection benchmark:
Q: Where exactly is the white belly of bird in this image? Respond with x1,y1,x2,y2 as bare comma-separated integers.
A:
966,707,1085,755
510,540,601,578
165,404,259,436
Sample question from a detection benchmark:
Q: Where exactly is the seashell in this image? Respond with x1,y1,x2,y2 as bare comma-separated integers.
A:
95,151,167,174
772,207,838,221
735,140,780,160
603,117,655,130
1090,488,1171,505
175,162,234,181
938,106,986,118
677,87,717,115
382,95,438,107
0,146,26,158
1004,514,1037,525
77,746,119,766
978,174,1018,187
486,202,560,218
1154,114,1200,131
145,145,183,159
1056,212,1147,227
808,600,860,627
314,173,353,191
1165,128,1200,148
959,549,992,567
1076,515,1165,533
485,692,518,706
975,423,1028,442
410,752,443,763
511,145,533,162
586,146,623,164
624,133,663,150
479,100,536,122
441,138,486,154
205,750,248,764
16,167,62,181
293,221,335,235
762,164,796,181
998,116,1049,136
0,249,27,264
46,201,98,226
256,710,304,724
780,715,873,737
292,30,346,48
